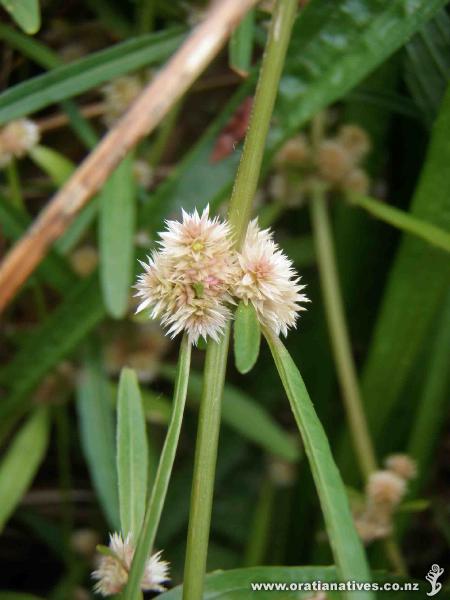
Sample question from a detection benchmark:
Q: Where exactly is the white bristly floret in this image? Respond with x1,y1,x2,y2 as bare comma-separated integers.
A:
92,533,169,596
233,220,309,336
0,119,40,167
135,206,237,345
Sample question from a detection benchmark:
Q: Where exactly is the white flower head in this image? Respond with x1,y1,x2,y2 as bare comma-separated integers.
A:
135,206,237,345
0,119,40,167
92,532,169,596
366,470,406,507
233,220,309,336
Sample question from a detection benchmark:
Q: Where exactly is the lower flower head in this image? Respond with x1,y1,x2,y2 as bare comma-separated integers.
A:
233,220,309,336
0,119,40,166
92,533,169,596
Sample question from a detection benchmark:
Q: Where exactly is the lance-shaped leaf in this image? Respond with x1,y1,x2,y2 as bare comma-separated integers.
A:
265,332,373,600
117,368,148,537
233,301,261,374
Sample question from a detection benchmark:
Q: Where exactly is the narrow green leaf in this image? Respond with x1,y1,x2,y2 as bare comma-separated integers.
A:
265,332,372,599
76,344,120,530
99,155,136,318
124,336,191,599
117,368,148,537
29,146,75,187
160,566,426,599
0,0,41,35
234,301,261,374
360,83,450,442
346,192,450,253
0,407,49,532
0,28,184,124
229,9,255,77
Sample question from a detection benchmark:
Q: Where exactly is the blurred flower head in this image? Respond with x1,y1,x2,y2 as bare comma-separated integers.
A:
102,75,145,127
385,453,417,481
0,119,40,167
92,533,169,596
233,220,309,336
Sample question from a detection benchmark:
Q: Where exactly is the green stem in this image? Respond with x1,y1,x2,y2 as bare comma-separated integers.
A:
182,2,298,598
228,0,298,248
243,476,274,566
310,185,377,479
310,185,407,575
124,335,191,600
346,191,450,254
6,159,24,210
182,329,230,600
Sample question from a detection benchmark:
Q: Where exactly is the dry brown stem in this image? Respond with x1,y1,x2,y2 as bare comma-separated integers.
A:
0,0,259,313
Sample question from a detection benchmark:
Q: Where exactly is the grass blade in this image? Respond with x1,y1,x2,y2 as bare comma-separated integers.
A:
29,146,75,187
124,335,191,600
229,8,255,77
0,0,40,34
0,28,184,124
0,407,49,532
233,301,261,374
117,368,148,537
346,192,450,254
99,154,136,318
360,83,450,442
265,331,372,599
76,343,120,530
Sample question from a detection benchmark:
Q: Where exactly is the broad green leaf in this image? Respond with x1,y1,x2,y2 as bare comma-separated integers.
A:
160,566,428,599
29,146,75,187
142,0,447,227
360,84,450,442
161,367,300,463
117,368,148,537
0,0,40,35
229,9,255,77
346,192,450,253
265,332,372,599
404,9,450,125
0,407,49,532
0,28,184,124
0,274,106,424
76,344,120,530
234,301,261,374
99,155,136,318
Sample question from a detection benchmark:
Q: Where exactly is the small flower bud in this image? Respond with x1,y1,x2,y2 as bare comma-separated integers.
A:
102,75,144,127
385,454,417,481
0,119,40,167
316,140,353,183
337,124,371,162
366,470,406,507
267,456,296,487
133,160,154,189
70,246,98,276
341,168,370,194
275,135,310,168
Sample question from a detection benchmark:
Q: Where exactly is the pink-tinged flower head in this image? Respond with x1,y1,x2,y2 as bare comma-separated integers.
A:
135,206,237,345
233,220,309,336
92,533,169,596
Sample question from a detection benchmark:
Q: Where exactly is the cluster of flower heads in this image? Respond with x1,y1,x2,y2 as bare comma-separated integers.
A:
270,123,371,208
354,454,417,544
0,118,40,167
135,206,309,345
92,532,169,596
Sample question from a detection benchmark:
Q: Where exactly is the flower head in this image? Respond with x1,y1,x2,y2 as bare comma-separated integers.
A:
135,206,237,345
102,75,144,127
0,119,40,167
366,470,406,507
92,533,169,596
233,220,309,336
385,453,417,481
